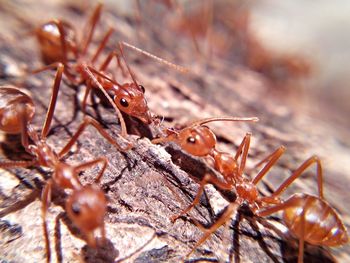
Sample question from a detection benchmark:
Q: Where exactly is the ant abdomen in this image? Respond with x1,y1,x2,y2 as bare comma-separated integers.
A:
36,20,77,64
52,162,81,189
65,184,107,247
283,193,348,246
0,86,35,134
235,181,258,203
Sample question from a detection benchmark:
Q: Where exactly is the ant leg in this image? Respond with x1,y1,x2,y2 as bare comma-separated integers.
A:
58,116,131,158
87,65,121,85
269,156,323,199
295,198,321,263
41,63,64,138
99,50,128,77
81,3,103,56
53,20,69,64
91,28,115,64
186,202,240,258
171,174,232,222
233,133,251,176
41,179,53,263
81,82,92,113
31,61,78,85
100,221,106,244
251,146,285,172
298,213,306,263
0,160,36,168
151,127,181,144
74,156,108,183
257,197,303,217
151,134,174,144
115,230,158,263
31,62,62,74
17,104,30,151
82,65,127,137
251,146,286,185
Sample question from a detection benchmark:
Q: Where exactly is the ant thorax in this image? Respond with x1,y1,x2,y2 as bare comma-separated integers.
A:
235,180,258,204
53,162,81,190
28,142,58,168
212,150,238,179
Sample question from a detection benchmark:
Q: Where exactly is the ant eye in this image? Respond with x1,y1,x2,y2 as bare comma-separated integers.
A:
187,137,196,144
120,98,129,107
138,85,145,93
71,202,81,215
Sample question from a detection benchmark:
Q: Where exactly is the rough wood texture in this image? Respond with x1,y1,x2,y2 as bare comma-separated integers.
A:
0,1,349,262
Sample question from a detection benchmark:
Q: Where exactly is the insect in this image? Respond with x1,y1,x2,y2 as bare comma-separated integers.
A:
168,132,349,262
0,75,128,261
33,3,188,137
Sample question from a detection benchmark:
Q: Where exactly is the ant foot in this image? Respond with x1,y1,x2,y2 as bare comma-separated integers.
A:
121,141,133,151
170,215,180,223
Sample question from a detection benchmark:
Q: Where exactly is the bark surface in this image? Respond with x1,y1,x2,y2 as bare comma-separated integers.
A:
0,1,349,263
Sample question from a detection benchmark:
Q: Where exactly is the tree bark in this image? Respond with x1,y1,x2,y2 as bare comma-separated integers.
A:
0,1,349,263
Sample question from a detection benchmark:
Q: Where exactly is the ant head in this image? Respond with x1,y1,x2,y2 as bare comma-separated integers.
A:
113,83,152,124
36,20,77,64
65,184,107,247
175,125,217,157
0,87,35,134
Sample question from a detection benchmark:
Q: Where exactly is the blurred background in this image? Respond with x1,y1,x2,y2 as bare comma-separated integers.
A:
115,0,350,128
251,0,350,126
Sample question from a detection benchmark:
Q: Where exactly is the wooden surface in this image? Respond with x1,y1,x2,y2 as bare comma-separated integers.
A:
0,1,349,262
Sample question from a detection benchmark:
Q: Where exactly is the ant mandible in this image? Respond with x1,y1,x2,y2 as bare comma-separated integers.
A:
0,70,129,261
33,3,188,137
168,132,349,262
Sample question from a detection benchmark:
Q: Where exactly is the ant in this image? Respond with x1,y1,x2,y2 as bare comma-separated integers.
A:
164,128,349,262
0,73,129,261
33,3,188,137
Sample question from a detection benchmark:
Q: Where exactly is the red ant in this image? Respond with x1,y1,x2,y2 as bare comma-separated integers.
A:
161,125,349,262
0,71,129,261
33,3,188,137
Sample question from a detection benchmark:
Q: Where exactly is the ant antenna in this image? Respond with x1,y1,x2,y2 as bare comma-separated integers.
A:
188,116,259,128
118,42,139,86
121,41,189,73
